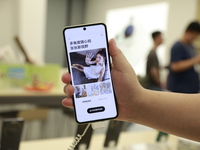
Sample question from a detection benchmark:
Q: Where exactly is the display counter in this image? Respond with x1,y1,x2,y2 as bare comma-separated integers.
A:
0,64,67,106
0,89,66,106
20,130,179,150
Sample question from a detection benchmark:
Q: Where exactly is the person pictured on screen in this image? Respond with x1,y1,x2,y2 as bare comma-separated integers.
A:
72,49,106,82
145,31,163,91
167,21,200,93
62,38,200,142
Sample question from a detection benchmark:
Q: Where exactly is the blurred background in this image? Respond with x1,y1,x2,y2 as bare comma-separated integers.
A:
0,0,200,149
1,0,200,81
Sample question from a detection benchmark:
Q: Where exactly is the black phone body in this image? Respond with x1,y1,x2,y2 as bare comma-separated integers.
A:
63,23,118,124
0,118,24,150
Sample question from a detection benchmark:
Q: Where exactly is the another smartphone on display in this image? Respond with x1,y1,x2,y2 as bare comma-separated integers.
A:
104,120,124,148
0,118,24,150
63,23,118,124
74,124,93,149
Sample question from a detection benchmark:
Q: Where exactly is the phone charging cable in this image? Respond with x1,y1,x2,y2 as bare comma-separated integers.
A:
68,122,105,150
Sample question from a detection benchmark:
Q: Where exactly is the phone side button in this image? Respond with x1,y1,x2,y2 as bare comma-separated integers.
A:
87,106,105,114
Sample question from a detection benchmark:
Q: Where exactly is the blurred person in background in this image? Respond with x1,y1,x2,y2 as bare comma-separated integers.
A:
167,21,200,93
145,31,168,141
145,31,163,91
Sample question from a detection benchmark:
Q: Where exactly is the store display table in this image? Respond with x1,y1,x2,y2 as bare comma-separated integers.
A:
0,89,66,106
20,130,179,150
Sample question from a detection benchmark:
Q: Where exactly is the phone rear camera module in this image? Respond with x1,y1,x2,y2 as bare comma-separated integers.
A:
83,27,86,31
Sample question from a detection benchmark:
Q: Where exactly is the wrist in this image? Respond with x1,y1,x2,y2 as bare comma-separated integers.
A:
121,86,146,123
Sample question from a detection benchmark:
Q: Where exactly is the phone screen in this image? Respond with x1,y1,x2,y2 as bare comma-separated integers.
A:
63,23,118,124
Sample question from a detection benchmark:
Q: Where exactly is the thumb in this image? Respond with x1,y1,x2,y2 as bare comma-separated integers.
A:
109,38,132,72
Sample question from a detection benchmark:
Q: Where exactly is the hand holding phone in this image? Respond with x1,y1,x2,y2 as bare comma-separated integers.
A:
63,23,118,124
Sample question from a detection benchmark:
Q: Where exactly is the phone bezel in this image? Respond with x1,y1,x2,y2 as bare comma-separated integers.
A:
63,23,118,124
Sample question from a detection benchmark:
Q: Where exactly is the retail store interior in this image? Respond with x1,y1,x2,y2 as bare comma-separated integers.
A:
1,0,200,149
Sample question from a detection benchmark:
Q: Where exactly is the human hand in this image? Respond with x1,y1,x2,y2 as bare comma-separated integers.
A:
62,39,144,122
85,53,94,65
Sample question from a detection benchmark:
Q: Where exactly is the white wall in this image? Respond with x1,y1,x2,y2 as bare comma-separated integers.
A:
18,0,48,65
0,0,18,44
84,0,198,79
0,0,19,57
44,0,68,66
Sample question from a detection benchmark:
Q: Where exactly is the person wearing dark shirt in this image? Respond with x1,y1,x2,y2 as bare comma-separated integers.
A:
167,21,200,93
146,31,163,90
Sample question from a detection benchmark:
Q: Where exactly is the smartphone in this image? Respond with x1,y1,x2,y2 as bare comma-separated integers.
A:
74,124,93,150
63,23,118,124
0,118,24,150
